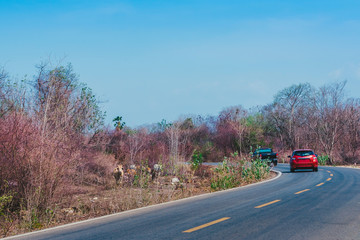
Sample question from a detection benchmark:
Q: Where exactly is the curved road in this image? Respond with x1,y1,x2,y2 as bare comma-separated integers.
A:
6,164,360,240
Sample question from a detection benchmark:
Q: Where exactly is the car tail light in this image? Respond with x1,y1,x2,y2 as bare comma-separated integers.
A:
276,153,278,157
313,156,317,162
259,154,262,158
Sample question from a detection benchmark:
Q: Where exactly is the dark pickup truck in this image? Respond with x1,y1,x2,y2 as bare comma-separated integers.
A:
252,148,278,167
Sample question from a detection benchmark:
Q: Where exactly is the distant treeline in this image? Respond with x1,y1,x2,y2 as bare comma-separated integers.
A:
107,81,359,166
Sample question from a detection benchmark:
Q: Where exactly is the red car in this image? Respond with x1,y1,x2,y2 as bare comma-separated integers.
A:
289,149,318,172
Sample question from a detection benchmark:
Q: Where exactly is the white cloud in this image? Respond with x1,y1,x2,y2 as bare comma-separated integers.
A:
329,68,343,78
329,63,360,80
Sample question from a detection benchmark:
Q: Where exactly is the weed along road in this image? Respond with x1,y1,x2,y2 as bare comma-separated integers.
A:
7,164,360,240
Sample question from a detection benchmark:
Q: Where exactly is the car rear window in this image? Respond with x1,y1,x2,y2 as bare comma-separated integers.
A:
258,149,272,153
294,151,314,156
254,149,272,154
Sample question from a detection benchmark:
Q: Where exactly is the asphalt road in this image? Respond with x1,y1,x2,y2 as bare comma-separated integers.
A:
6,164,360,240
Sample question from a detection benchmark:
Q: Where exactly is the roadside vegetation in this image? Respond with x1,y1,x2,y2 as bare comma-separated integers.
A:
0,62,359,237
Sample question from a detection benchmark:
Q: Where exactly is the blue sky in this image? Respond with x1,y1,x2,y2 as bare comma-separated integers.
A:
1,0,360,127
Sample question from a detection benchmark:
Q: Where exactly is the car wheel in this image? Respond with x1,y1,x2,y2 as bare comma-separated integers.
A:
314,167,318,172
290,168,295,172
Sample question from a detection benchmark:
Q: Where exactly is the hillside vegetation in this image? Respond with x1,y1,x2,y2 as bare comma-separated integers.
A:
0,63,359,236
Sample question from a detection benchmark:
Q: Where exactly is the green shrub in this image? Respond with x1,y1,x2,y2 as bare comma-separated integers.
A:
210,160,241,190
210,153,245,191
242,158,269,183
317,154,329,166
133,170,150,189
191,150,203,171
29,209,43,230
0,207,15,236
0,182,17,237
132,161,151,188
211,150,270,187
0,195,13,216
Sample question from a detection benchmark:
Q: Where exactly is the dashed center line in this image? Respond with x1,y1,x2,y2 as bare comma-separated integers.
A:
185,170,335,234
255,199,281,208
295,189,310,194
183,217,230,233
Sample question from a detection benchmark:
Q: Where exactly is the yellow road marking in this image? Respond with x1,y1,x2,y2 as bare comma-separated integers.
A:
295,189,310,195
183,217,230,233
330,174,333,176
316,183,324,187
255,200,281,209
327,178,332,181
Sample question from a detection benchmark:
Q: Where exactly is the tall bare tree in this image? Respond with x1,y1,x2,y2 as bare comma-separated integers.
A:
340,98,360,163
126,128,147,164
0,68,16,117
166,122,181,167
265,83,312,149
34,62,104,137
218,106,248,155
309,81,347,163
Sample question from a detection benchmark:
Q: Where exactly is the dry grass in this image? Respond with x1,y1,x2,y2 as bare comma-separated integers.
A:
2,162,276,237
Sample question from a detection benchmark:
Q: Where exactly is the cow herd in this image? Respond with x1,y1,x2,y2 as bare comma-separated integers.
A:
113,163,162,185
